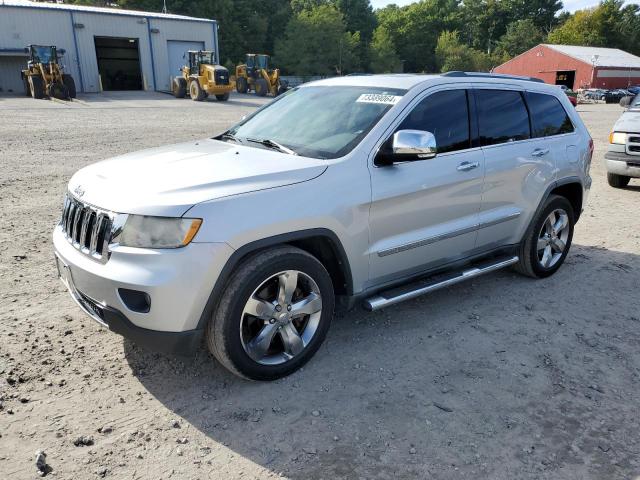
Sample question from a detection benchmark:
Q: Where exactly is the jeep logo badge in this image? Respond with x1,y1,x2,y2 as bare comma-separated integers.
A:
73,185,85,198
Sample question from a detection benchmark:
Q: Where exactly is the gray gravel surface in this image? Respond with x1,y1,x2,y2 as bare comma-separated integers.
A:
1,93,639,479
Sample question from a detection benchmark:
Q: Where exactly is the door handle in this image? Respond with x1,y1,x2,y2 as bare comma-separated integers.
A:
457,161,479,172
532,148,550,157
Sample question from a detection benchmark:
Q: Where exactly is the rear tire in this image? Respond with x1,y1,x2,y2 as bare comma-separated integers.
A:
215,92,230,101
62,74,76,98
255,78,268,97
236,76,248,94
189,80,206,101
206,246,334,381
173,77,187,98
515,194,575,279
607,172,630,188
29,76,45,99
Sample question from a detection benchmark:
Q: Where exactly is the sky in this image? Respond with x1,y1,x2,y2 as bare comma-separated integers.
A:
369,0,628,12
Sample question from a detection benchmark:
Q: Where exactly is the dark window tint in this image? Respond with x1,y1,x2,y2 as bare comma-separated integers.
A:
526,92,574,137
398,89,470,153
476,90,530,146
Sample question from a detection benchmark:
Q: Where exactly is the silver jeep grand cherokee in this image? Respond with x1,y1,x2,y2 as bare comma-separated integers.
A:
53,72,593,380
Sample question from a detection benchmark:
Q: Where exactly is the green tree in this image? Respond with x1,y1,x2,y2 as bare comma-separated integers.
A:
506,0,564,32
435,30,497,72
496,19,544,57
547,6,607,47
376,0,461,72
274,4,360,75
369,25,401,73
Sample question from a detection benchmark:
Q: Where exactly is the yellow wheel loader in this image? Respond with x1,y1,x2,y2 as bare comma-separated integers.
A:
21,45,76,100
235,54,288,97
173,50,234,101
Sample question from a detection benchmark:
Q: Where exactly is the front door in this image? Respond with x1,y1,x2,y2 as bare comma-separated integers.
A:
368,87,485,284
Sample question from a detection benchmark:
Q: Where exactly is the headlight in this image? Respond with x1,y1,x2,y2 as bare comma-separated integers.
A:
609,132,627,144
112,215,202,249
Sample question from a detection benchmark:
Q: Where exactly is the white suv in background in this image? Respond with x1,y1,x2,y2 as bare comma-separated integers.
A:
606,94,640,188
53,72,593,380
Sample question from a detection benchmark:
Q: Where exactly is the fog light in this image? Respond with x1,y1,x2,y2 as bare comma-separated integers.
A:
118,289,151,313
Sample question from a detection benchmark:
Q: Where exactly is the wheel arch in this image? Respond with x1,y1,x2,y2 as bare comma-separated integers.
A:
549,178,583,221
195,228,353,331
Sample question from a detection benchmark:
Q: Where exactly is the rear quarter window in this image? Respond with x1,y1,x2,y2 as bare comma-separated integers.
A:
525,92,574,138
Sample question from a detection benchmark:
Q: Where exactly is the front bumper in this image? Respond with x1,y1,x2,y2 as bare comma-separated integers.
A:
605,151,640,178
53,225,234,354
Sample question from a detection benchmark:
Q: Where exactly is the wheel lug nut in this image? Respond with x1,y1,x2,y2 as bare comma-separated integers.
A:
287,305,292,312
269,318,276,324
275,305,282,312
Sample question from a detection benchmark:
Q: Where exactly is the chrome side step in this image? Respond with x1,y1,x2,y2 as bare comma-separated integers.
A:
363,256,519,311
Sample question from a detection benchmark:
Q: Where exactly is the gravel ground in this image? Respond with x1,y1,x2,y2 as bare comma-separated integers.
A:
1,92,639,480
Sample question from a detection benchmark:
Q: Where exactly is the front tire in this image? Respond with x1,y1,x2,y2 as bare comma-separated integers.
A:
189,79,206,101
254,78,268,97
207,246,334,381
29,76,45,99
515,195,575,278
607,172,630,188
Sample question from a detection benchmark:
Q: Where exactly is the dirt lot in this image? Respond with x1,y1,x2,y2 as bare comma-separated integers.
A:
1,92,639,480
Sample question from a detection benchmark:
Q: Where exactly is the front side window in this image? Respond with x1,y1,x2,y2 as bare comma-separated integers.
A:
223,86,406,159
476,90,530,146
526,92,574,137
397,89,471,154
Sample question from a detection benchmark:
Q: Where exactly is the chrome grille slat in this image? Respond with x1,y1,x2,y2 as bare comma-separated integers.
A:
89,213,103,253
59,195,114,263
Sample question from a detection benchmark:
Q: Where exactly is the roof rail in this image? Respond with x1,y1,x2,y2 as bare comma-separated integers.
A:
442,71,545,84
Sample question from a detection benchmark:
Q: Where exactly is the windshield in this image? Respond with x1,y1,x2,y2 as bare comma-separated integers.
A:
32,46,55,64
198,52,214,65
223,86,406,159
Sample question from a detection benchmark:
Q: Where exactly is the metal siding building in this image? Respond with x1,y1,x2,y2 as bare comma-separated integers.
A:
494,44,640,90
0,0,219,94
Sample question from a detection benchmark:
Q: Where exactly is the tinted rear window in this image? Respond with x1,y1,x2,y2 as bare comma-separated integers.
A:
397,89,470,153
526,92,574,137
476,90,530,146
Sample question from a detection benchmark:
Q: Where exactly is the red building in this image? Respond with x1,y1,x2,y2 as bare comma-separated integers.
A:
494,44,640,90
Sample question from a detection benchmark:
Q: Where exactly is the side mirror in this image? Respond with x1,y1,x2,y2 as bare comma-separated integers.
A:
375,129,437,166
620,95,633,108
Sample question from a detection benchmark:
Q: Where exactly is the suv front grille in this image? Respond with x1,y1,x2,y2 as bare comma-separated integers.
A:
60,195,113,263
629,136,640,156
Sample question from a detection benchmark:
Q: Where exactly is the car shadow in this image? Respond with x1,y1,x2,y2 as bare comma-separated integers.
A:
123,243,640,479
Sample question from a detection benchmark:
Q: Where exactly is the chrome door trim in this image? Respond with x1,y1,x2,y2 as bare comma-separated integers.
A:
376,211,521,257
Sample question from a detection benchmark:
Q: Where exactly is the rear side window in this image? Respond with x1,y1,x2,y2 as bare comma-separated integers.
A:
526,92,574,137
476,90,530,146
397,89,470,153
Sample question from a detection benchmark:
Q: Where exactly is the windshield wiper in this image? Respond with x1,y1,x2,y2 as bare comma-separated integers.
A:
246,137,298,156
218,132,242,144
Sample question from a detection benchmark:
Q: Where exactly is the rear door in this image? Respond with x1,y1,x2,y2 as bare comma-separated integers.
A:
473,87,555,250
368,87,485,284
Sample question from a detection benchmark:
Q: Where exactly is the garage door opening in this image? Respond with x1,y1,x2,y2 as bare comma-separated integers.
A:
94,36,142,91
555,70,576,90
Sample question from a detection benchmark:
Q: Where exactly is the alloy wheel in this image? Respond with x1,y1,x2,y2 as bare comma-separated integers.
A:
536,208,570,269
240,270,323,365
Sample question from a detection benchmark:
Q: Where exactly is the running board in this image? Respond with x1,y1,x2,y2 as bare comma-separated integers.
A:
363,256,519,311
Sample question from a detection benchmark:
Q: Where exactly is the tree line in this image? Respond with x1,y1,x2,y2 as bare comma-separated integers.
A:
64,0,640,75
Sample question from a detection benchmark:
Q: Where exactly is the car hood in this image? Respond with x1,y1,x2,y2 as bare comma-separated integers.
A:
68,139,328,216
614,110,640,133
